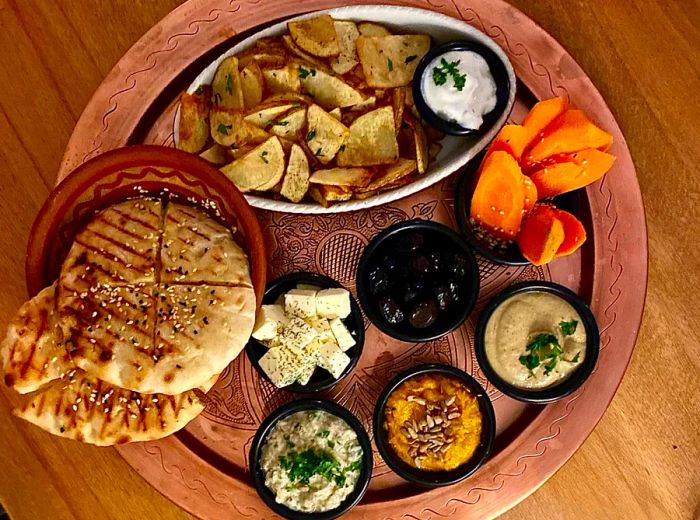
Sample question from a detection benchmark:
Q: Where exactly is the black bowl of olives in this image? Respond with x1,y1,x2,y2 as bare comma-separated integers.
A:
356,220,480,342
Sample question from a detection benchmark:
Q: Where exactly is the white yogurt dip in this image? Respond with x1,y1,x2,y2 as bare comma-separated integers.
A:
420,50,497,130
259,409,363,513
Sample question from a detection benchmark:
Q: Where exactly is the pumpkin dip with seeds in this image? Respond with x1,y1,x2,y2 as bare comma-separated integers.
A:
383,374,482,470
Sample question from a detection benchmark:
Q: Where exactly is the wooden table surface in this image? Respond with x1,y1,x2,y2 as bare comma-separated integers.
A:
0,1,698,519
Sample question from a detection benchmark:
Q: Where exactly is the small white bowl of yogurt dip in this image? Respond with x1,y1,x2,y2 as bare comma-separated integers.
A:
412,41,512,136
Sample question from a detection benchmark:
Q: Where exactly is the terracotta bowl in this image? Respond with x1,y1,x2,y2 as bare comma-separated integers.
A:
25,145,266,304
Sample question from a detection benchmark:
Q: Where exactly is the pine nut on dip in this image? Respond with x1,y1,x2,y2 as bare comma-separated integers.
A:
484,291,586,389
420,49,497,130
383,374,483,471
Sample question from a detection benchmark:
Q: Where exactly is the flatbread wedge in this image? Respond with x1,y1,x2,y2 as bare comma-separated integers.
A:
220,136,285,192
287,15,339,57
177,86,211,153
337,106,399,166
306,104,350,164
1,283,72,394
160,202,250,285
281,144,310,203
356,34,431,88
14,371,204,446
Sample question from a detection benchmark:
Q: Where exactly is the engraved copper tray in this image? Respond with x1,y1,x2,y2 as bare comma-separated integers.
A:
56,1,648,518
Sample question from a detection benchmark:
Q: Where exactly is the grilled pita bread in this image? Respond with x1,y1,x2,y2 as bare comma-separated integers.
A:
160,203,250,285
14,370,204,446
1,284,73,394
60,199,161,287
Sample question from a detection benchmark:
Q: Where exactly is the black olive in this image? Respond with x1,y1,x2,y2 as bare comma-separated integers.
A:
379,295,404,325
401,280,425,304
410,254,431,278
451,253,470,279
433,284,454,311
381,254,399,273
396,232,424,253
408,300,439,328
428,250,447,274
368,265,389,295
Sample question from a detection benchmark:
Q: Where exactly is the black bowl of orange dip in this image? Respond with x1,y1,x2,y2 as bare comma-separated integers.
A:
372,364,495,487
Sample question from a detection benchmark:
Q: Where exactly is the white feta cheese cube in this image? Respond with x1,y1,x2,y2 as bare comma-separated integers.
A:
304,316,334,341
284,289,318,317
251,304,289,341
295,342,321,385
329,317,356,351
278,317,317,354
312,341,351,379
258,347,302,387
315,288,351,319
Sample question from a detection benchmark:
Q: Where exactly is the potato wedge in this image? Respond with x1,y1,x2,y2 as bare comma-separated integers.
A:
210,107,269,147
308,185,353,206
329,107,342,120
348,95,377,113
212,56,245,108
199,144,229,165
355,158,417,193
280,144,310,202
240,62,264,109
244,103,296,128
357,22,391,37
356,35,430,88
402,110,429,174
220,136,285,192
337,106,398,167
229,143,257,160
269,107,307,139
281,36,329,70
287,14,339,57
238,52,287,69
331,21,360,75
262,65,301,94
306,104,350,164
391,88,406,136
177,86,211,153
309,167,372,188
264,93,314,106
298,65,365,109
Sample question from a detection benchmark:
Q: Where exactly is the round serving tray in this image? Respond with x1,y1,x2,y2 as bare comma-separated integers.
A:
56,1,648,518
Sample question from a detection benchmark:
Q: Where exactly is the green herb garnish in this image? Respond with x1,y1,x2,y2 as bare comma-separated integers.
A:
387,58,393,71
405,55,418,64
298,67,316,79
327,440,335,449
319,430,330,438
569,352,581,363
217,123,231,135
225,73,234,95
560,320,578,336
279,450,342,486
432,58,467,91
306,130,316,141
274,120,289,126
519,333,564,374
194,85,204,95
260,150,269,163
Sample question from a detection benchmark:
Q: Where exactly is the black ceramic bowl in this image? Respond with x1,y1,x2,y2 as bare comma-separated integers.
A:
249,399,373,520
356,220,479,342
412,40,512,137
474,281,600,403
245,272,364,393
373,364,495,487
454,153,584,266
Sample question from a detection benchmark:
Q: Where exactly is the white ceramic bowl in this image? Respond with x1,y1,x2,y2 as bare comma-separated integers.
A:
174,5,516,214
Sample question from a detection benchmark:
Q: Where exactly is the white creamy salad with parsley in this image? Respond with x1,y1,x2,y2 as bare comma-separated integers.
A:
260,410,364,513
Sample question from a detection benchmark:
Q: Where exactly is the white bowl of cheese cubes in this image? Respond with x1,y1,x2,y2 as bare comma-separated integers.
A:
246,272,365,392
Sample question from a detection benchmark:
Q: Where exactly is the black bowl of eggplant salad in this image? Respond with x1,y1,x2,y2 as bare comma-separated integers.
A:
249,399,373,519
412,40,511,138
246,272,364,393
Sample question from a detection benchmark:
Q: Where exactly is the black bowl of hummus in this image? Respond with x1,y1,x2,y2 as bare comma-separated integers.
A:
474,281,600,403
412,40,512,137
249,399,373,520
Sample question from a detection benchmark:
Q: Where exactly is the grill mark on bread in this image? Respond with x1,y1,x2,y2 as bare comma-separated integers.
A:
166,214,212,241
110,208,159,232
19,309,47,378
94,214,155,243
83,229,153,262
74,239,150,275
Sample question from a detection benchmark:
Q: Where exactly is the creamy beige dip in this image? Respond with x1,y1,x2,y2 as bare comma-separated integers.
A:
484,291,586,389
260,410,363,513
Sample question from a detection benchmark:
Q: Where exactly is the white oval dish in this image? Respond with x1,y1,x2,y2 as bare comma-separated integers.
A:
174,5,516,214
